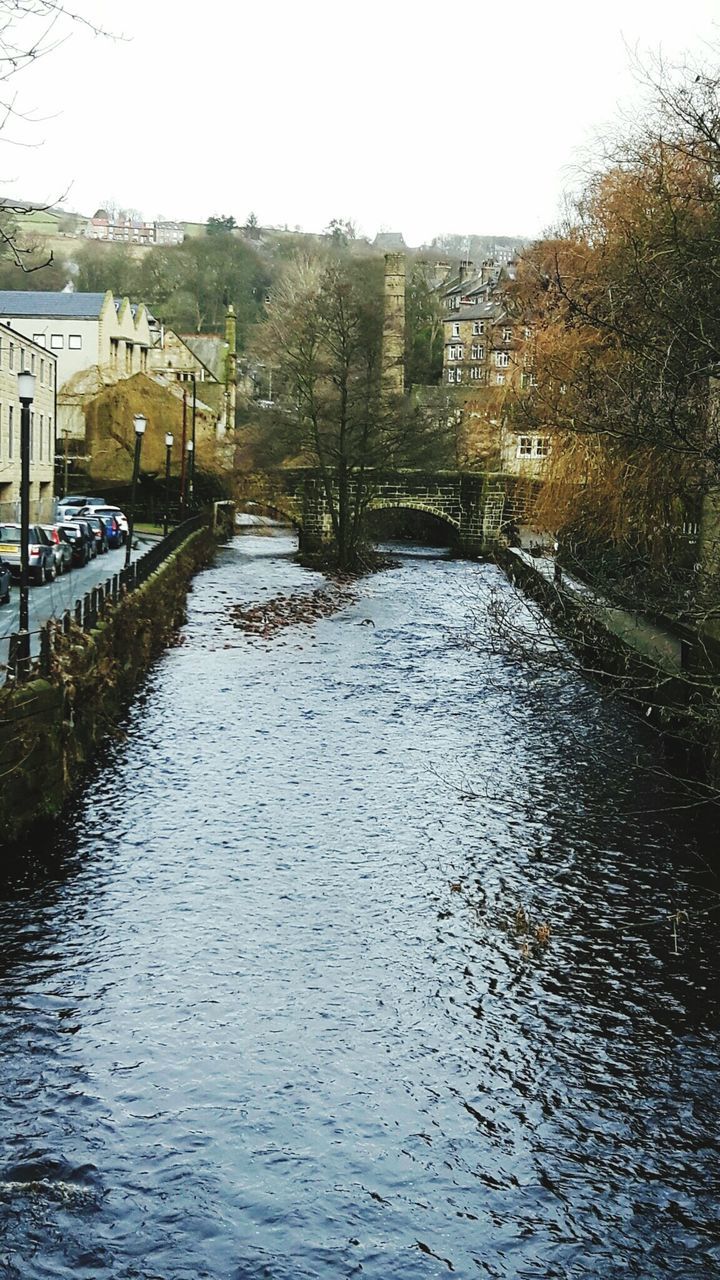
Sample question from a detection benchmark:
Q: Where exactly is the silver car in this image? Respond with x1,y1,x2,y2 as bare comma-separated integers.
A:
0,524,57,584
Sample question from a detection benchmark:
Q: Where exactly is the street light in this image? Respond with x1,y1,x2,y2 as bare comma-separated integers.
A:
164,431,173,537
186,438,194,508
125,413,147,569
190,372,197,507
17,371,35,677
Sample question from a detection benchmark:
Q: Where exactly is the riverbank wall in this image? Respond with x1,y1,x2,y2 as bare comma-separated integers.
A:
0,524,219,848
495,545,719,785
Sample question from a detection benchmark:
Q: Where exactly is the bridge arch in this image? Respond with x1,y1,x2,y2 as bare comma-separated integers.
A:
236,499,301,529
365,499,461,545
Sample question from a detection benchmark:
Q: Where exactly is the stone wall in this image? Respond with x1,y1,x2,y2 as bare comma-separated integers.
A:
0,526,216,848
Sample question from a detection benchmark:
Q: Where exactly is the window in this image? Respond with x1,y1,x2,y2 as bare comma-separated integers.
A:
140,347,148,372
521,371,538,389
30,353,36,373
495,351,510,367
502,327,513,342
110,339,119,364
0,402,2,456
68,334,82,350
472,321,485,335
469,367,485,381
517,434,550,459
8,404,13,458
33,333,46,347
9,342,14,370
125,343,133,372
447,369,456,384
47,416,52,460
50,334,64,349
523,326,531,339
39,414,43,460
495,373,505,385
452,322,460,337
456,369,462,383
40,359,44,384
471,344,485,360
0,337,3,367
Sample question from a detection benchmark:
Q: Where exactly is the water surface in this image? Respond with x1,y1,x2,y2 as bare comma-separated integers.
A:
1,534,717,1279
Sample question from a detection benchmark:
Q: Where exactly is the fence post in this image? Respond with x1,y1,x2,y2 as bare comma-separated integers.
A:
7,632,18,682
75,599,83,628
63,610,71,635
40,622,52,676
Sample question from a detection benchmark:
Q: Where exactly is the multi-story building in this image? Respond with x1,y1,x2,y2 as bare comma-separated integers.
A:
0,290,157,441
439,259,548,474
0,325,58,519
85,210,184,246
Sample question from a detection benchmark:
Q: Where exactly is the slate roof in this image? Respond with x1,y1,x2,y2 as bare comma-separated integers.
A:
443,301,505,323
0,291,108,319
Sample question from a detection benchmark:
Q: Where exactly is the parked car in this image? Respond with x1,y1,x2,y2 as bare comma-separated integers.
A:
0,559,10,604
75,519,98,558
59,494,105,510
58,522,93,566
85,515,109,554
78,505,129,545
0,524,56,584
41,525,74,575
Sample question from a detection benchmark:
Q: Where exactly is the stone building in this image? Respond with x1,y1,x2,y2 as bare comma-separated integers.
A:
0,290,157,444
0,324,58,521
438,259,548,475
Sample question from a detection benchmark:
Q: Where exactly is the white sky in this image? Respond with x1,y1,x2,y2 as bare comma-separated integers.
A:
2,0,719,245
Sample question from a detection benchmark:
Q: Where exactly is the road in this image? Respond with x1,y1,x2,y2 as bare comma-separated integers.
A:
0,535,155,679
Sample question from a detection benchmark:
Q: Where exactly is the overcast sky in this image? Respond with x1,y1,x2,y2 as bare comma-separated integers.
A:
2,0,719,245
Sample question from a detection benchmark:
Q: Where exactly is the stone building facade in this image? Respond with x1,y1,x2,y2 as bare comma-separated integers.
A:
0,324,58,520
438,260,549,476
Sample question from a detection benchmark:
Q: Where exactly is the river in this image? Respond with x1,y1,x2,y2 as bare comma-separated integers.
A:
0,533,718,1280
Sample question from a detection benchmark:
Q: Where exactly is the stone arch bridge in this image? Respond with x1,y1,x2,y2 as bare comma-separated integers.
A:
235,469,538,556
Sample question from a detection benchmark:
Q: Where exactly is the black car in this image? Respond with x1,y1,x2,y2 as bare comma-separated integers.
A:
0,559,10,604
85,515,109,554
59,522,93,566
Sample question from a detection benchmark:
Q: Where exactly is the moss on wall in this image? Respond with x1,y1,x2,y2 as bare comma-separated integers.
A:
0,527,216,849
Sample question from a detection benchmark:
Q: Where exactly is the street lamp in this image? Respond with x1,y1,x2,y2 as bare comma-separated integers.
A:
186,438,194,508
125,413,147,569
190,372,197,506
17,371,35,677
164,432,173,537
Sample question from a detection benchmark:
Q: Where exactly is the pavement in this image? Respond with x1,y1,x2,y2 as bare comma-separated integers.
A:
0,535,156,681
511,548,684,673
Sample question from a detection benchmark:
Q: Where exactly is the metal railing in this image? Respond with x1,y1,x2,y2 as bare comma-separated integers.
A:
4,514,206,684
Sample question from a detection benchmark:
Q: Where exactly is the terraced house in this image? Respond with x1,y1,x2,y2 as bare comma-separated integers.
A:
439,260,549,474
0,325,58,521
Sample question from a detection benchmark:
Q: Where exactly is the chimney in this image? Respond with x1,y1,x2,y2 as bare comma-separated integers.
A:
458,259,473,286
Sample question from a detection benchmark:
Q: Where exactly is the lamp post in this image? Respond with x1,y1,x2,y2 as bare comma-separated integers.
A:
17,370,35,677
164,431,173,537
125,413,147,569
190,373,197,507
186,438,194,509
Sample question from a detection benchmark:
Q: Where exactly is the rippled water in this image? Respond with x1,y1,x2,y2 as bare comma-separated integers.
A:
1,534,718,1280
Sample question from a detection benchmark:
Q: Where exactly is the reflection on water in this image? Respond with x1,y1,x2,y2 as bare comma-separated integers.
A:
0,534,718,1280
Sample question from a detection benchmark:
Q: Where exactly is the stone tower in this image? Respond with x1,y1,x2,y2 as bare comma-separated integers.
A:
381,252,406,399
224,304,237,431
